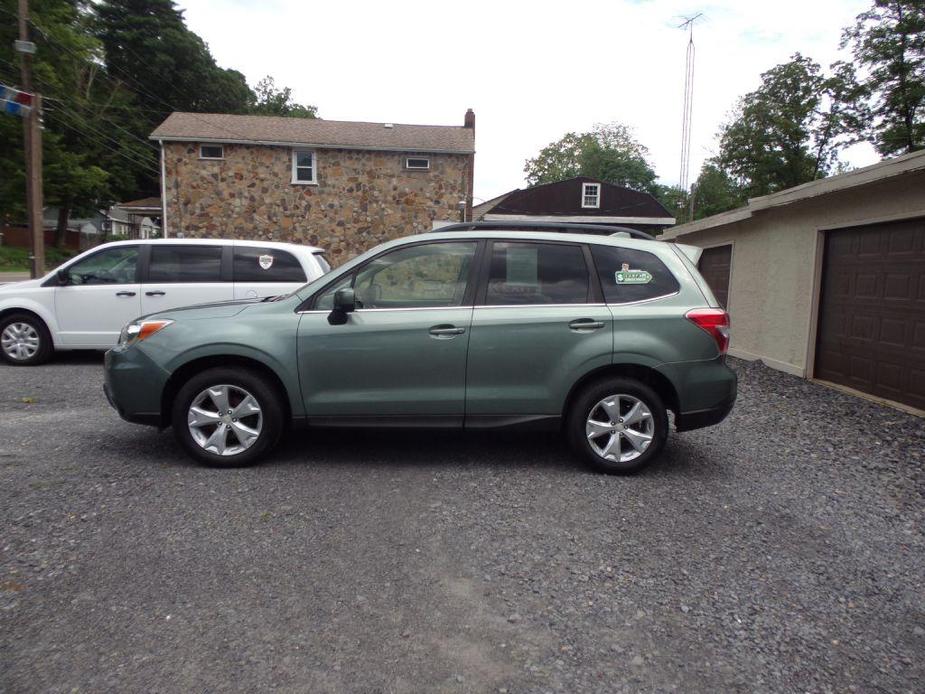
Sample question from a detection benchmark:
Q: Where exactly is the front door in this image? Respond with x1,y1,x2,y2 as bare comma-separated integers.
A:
465,241,613,416
297,240,478,419
55,244,142,347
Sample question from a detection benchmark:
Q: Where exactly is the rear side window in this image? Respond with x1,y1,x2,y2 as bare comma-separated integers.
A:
148,245,222,283
591,245,680,304
485,242,590,305
233,247,306,282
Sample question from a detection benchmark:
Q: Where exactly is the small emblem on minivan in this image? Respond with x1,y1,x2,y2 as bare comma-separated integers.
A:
258,254,274,270
615,263,653,285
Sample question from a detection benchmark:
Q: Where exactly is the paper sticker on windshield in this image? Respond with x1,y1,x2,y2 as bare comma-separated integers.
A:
258,254,274,270
614,263,652,285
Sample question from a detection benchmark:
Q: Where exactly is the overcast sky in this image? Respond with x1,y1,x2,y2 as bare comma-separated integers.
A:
178,0,879,202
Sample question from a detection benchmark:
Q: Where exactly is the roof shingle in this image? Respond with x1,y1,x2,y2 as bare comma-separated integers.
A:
151,112,475,154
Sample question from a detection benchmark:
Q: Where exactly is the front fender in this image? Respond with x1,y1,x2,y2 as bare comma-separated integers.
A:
0,296,60,346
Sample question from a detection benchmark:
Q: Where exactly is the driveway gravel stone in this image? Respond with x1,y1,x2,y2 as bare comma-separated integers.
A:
1,354,922,693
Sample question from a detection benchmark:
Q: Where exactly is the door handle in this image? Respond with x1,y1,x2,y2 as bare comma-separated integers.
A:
145,290,166,297
429,325,466,338
115,291,136,297
568,318,605,332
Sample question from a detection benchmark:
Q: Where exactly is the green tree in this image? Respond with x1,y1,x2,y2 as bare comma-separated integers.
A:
250,76,317,118
691,164,745,219
524,123,658,193
842,0,925,155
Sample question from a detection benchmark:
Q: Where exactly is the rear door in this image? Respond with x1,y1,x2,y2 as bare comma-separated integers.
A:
465,241,612,417
141,244,232,314
232,245,308,300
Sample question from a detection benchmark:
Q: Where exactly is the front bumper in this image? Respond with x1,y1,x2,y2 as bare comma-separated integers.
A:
103,345,170,427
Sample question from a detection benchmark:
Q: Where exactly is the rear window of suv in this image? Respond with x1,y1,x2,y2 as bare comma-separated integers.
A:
234,247,306,282
590,245,680,304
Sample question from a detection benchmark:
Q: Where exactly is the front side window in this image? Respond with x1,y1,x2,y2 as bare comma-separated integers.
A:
315,242,476,310
65,246,139,285
199,144,224,159
292,150,317,184
591,245,680,304
233,247,306,282
582,183,600,208
148,245,223,283
485,242,590,305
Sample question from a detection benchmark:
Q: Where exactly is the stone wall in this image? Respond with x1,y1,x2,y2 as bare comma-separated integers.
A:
162,142,472,264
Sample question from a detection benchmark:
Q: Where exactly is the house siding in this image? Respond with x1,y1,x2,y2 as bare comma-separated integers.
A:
163,142,471,263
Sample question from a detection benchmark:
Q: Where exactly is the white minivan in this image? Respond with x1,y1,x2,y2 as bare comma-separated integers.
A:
0,238,329,365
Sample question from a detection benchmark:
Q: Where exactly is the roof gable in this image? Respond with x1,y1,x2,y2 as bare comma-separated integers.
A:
483,177,672,218
150,112,475,154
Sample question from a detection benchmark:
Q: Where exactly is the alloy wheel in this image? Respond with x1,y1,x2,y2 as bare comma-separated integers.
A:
585,394,654,463
187,384,263,456
1,322,40,362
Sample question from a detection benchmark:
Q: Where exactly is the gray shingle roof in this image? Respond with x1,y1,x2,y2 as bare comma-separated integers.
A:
150,112,475,154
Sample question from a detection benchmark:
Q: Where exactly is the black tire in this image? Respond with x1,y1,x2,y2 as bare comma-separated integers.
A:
567,377,668,474
0,312,53,366
171,367,285,467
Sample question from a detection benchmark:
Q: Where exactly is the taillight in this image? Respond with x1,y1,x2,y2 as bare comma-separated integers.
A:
686,308,730,355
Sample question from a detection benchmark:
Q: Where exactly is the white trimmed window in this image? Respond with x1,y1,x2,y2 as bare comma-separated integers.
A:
291,149,317,184
405,156,430,170
582,183,600,209
199,144,224,160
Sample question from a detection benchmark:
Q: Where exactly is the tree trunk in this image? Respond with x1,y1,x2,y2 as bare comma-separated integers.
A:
55,204,69,249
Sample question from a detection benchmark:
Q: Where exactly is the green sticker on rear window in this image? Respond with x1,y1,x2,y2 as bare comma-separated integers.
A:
614,263,653,284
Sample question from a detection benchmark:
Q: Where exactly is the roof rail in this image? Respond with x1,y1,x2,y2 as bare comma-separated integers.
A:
433,220,656,241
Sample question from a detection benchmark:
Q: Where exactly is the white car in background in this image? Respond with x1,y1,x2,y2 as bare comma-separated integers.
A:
0,238,330,365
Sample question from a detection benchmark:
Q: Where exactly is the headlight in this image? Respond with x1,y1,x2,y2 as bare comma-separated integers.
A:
118,319,173,346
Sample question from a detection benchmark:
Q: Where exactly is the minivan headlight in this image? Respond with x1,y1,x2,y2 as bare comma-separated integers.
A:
118,319,173,346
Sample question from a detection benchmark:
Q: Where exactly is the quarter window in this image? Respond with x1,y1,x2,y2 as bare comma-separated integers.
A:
148,245,223,283
199,144,224,159
485,242,590,305
292,150,317,184
590,245,680,304
233,247,306,282
582,183,600,209
65,246,139,285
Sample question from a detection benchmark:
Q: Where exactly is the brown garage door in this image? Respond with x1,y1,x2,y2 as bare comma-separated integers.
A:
698,245,732,309
815,218,925,410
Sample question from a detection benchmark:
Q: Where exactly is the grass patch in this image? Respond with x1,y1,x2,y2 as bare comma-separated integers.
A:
0,245,76,271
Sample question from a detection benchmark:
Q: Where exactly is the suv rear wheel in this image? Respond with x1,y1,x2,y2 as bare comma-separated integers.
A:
0,313,53,366
567,377,668,474
172,367,284,467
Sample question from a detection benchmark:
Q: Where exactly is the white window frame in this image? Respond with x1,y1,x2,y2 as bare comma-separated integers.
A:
199,144,224,160
581,183,601,209
291,149,318,185
405,156,431,170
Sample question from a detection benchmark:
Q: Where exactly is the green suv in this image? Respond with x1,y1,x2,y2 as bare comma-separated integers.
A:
104,224,736,473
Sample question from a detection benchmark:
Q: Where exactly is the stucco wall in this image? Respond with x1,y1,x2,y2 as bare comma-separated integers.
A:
671,170,925,375
163,142,472,264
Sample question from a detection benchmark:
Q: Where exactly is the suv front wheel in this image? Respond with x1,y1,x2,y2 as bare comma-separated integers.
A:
172,367,284,467
567,377,668,474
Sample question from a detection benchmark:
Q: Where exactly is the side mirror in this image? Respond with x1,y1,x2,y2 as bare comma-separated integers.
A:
56,268,70,285
327,288,356,325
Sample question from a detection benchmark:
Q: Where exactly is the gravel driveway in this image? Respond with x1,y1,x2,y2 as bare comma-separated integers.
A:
1,355,922,693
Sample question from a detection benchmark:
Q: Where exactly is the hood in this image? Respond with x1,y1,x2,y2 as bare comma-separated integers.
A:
142,297,262,322
0,278,43,293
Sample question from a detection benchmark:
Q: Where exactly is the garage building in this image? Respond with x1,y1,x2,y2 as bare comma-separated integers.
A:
662,149,925,413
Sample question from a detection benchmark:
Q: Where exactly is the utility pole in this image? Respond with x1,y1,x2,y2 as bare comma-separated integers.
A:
17,0,44,278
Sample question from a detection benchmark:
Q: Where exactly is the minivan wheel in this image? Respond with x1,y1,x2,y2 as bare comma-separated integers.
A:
0,313,53,366
567,377,668,474
172,367,284,467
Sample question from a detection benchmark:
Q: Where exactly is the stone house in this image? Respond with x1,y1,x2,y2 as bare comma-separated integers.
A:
150,110,476,263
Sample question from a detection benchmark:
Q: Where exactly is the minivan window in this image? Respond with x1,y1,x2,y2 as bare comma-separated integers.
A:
233,247,306,282
65,246,139,285
148,245,222,283
591,245,680,304
485,242,589,305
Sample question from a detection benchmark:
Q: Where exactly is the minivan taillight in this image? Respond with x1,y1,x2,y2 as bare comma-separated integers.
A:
686,308,730,355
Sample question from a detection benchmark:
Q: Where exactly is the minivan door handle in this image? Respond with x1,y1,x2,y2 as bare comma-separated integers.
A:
429,325,466,339
115,291,136,297
568,318,605,332
145,290,166,297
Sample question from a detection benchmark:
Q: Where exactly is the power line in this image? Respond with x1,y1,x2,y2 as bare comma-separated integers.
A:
678,13,702,192
48,110,160,176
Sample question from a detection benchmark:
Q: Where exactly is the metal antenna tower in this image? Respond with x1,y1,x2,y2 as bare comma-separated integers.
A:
678,13,702,192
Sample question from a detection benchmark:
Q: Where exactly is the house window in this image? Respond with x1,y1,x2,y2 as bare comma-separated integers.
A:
199,144,224,160
291,150,317,184
582,183,600,209
405,157,430,170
